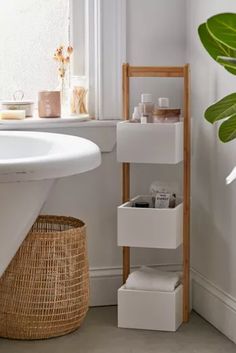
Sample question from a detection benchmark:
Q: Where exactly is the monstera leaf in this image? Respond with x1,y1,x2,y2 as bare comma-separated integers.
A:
205,93,236,123
199,13,236,184
204,94,236,142
217,56,236,70
207,13,236,50
219,113,236,142
198,13,236,143
198,22,236,74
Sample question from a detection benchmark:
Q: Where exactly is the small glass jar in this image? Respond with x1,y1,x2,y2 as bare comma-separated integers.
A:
70,76,89,116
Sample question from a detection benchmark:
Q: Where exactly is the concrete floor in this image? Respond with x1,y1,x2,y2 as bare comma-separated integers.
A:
0,306,235,353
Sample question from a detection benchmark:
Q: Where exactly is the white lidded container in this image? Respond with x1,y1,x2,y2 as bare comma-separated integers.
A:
158,97,170,108
138,93,154,123
1,91,34,117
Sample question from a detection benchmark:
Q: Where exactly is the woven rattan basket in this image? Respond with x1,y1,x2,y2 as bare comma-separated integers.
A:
0,215,89,340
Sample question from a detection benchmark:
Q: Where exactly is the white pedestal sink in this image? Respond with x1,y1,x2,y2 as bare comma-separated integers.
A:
0,131,101,276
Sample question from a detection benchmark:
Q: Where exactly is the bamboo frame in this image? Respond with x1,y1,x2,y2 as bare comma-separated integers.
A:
183,64,190,322
121,63,191,322
122,64,131,283
128,66,184,78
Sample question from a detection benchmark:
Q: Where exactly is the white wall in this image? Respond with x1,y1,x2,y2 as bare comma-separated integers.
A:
127,0,186,112
41,0,187,305
186,0,236,342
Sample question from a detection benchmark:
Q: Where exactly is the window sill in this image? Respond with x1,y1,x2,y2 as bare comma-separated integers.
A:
0,117,119,153
0,116,119,130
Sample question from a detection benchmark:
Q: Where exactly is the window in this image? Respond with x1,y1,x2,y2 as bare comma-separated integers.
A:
70,0,87,77
0,0,70,101
0,0,125,119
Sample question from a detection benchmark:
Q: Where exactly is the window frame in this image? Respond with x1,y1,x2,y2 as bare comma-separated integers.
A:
71,0,126,119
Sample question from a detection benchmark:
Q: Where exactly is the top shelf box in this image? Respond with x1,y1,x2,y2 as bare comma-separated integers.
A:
117,121,183,164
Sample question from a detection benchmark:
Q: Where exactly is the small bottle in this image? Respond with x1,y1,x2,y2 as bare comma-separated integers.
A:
138,94,154,123
141,114,148,124
153,97,170,123
169,193,176,208
131,106,140,122
158,97,169,108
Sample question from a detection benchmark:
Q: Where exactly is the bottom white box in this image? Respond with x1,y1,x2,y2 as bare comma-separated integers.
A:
118,284,183,331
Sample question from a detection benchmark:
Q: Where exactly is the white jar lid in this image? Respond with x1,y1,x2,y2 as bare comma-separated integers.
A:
1,100,34,105
158,97,169,108
141,93,153,103
1,90,34,105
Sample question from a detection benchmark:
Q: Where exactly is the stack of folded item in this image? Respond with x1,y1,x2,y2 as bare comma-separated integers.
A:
125,266,181,292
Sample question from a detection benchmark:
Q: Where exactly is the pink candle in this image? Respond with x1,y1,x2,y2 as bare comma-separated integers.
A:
38,91,61,118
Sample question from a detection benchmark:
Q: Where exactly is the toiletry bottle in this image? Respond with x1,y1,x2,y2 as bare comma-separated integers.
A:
141,114,148,124
158,97,169,108
131,106,140,122
138,94,154,123
153,97,170,123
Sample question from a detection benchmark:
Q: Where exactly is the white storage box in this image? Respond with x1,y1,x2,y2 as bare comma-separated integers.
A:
118,196,183,249
117,121,183,164
118,284,183,331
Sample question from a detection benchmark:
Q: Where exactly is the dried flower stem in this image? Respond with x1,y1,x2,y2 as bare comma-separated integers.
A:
53,45,73,79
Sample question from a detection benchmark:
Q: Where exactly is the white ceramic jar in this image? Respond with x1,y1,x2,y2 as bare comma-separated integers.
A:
1,91,34,117
1,101,34,117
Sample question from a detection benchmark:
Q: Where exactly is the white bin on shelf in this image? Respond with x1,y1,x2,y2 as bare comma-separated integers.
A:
117,121,183,164
118,284,183,331
118,196,183,249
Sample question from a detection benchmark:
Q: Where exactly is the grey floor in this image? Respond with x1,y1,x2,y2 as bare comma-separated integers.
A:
0,306,235,353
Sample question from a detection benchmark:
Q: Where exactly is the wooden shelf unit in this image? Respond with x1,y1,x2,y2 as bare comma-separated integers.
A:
121,63,190,323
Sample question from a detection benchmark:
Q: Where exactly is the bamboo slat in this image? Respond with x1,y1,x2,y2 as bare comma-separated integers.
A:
122,64,131,283
128,66,184,78
183,64,190,322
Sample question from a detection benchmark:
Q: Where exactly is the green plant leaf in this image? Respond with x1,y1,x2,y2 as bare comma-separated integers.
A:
207,13,236,50
205,93,236,123
198,13,236,143
217,56,236,69
226,67,236,74
198,23,236,75
219,113,236,142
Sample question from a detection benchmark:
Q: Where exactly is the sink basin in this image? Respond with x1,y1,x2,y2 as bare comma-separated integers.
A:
0,131,101,276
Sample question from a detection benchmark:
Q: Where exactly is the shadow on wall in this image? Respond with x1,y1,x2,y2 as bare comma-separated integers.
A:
191,196,231,294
